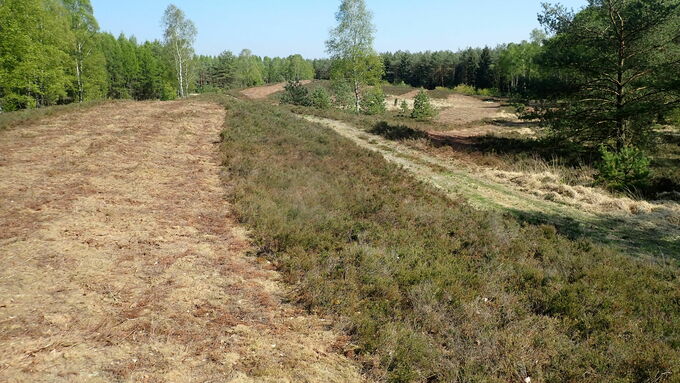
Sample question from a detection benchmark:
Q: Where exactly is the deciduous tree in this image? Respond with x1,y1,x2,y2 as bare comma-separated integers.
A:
326,0,384,112
162,4,196,98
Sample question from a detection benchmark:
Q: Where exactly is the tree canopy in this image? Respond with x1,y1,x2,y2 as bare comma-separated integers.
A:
537,0,680,148
326,0,384,112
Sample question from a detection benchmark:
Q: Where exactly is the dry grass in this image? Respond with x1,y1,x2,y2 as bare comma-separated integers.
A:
240,81,312,100
0,100,363,382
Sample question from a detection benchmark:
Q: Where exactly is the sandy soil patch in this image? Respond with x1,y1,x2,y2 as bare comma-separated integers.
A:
241,81,312,100
0,101,363,382
388,92,530,139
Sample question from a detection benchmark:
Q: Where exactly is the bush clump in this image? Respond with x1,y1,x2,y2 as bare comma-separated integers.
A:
361,87,387,115
597,145,651,190
310,87,331,109
280,80,311,106
410,90,437,120
399,100,409,117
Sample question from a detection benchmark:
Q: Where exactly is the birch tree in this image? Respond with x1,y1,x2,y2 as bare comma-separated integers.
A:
162,4,196,98
63,0,105,102
326,0,383,112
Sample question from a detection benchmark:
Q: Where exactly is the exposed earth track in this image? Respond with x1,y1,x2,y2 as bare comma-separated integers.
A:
240,80,312,100
0,100,363,382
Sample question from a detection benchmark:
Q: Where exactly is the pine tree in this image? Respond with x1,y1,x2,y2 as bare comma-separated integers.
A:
475,47,493,90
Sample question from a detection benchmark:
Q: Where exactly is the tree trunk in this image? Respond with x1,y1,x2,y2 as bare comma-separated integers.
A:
75,42,84,103
354,79,360,113
175,40,185,98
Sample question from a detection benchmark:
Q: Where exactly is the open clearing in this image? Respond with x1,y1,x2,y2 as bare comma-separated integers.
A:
0,101,363,382
386,91,528,136
240,80,312,100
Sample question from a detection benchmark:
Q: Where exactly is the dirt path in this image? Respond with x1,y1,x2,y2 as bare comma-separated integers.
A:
0,101,364,382
303,115,680,260
240,81,312,100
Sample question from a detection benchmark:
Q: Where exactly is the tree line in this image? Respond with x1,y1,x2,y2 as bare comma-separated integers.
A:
378,36,544,95
0,0,317,111
193,51,315,92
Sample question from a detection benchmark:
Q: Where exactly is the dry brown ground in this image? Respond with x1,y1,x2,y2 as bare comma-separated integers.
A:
240,81,312,100
0,101,364,382
387,91,532,138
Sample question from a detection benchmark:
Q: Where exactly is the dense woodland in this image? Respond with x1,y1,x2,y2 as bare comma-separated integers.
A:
0,0,317,111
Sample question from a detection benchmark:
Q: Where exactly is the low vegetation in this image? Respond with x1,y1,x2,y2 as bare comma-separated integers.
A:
0,100,107,131
410,90,437,120
217,95,679,382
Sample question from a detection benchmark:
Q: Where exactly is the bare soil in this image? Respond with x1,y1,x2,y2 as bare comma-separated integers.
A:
0,101,363,382
388,92,531,138
240,81,312,100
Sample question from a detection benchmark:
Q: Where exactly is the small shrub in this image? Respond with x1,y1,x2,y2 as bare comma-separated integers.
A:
476,88,493,97
411,90,437,120
361,87,386,115
310,87,331,109
452,84,477,96
280,80,311,106
1,94,36,112
452,84,495,97
161,82,177,101
597,145,651,190
399,100,410,117
332,81,354,109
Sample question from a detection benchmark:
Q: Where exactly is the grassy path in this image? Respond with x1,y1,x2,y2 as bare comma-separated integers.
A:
304,115,680,260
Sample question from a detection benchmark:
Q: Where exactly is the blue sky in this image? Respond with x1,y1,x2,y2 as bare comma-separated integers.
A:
92,0,587,58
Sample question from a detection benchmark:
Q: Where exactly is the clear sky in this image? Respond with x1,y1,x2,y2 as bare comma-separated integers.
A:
92,0,588,59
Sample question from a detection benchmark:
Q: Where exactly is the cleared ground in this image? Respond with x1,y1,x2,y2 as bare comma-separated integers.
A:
387,91,529,136
0,101,363,382
240,80,312,100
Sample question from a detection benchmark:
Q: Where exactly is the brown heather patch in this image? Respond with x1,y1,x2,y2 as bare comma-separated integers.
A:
0,100,364,382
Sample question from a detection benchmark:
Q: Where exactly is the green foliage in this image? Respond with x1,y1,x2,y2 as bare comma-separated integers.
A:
0,0,73,110
326,0,384,112
669,108,680,126
280,80,311,106
538,0,680,149
452,84,477,95
475,47,493,89
162,4,197,98
399,100,409,117
0,0,180,110
235,49,265,87
410,90,436,120
216,96,680,383
597,146,651,190
331,80,355,109
361,87,386,115
310,87,331,109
